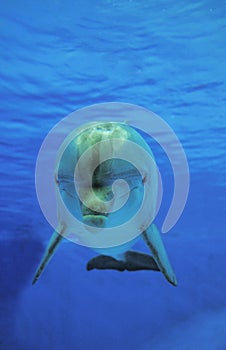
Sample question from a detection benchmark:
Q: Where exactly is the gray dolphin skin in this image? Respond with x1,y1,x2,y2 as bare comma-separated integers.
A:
33,122,177,286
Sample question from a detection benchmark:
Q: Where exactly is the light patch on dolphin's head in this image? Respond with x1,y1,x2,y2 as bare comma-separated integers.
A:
75,122,132,229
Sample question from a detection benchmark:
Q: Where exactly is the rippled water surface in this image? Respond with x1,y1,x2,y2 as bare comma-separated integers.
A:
0,1,226,349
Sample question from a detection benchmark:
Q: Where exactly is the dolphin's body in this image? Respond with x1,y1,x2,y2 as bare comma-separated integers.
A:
33,122,177,286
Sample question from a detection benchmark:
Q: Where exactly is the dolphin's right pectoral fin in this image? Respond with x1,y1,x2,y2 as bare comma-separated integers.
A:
142,224,178,286
32,224,66,285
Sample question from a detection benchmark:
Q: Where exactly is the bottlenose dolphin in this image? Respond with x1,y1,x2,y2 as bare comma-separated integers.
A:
33,122,177,286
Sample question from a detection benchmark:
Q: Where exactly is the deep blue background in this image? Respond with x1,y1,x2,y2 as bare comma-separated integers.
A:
0,1,226,349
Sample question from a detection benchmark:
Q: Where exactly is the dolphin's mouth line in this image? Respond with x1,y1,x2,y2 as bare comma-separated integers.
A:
81,203,109,217
83,214,107,219
83,211,108,221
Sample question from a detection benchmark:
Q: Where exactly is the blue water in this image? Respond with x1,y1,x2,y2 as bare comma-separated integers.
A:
1,1,226,349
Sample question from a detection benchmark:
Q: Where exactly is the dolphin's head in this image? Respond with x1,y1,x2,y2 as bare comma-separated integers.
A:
55,121,158,248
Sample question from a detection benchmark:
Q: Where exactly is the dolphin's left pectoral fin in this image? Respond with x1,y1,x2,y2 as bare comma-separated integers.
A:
142,224,177,286
32,224,65,285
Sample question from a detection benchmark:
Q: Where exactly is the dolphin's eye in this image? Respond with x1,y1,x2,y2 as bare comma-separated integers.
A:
142,175,147,184
55,174,59,185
